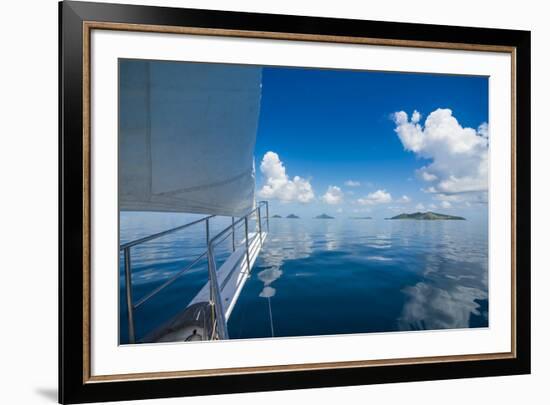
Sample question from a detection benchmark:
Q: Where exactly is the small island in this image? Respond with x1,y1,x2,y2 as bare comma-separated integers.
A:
286,214,300,219
272,214,282,218
315,213,335,219
350,216,372,220
387,211,465,220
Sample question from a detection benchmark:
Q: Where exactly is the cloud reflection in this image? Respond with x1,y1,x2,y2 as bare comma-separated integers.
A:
398,282,487,330
259,286,276,298
256,223,314,298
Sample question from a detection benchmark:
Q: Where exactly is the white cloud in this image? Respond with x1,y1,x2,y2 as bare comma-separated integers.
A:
422,186,437,193
433,194,460,202
258,152,315,203
415,203,425,210
411,110,421,123
440,201,452,209
429,203,437,210
344,180,361,187
393,108,488,198
336,207,343,213
322,185,344,205
357,189,392,205
432,192,487,206
397,195,411,203
419,171,438,182
478,122,489,139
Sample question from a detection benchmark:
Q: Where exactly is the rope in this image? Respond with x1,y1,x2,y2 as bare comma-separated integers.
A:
267,296,275,337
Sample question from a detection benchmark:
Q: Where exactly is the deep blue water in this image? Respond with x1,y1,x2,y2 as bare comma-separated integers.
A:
119,214,488,344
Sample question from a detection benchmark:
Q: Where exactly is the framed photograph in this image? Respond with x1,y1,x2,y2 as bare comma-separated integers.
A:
59,1,531,403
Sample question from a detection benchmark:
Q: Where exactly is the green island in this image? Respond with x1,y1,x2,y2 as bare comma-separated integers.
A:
315,213,335,219
387,211,466,220
286,214,300,219
272,214,282,218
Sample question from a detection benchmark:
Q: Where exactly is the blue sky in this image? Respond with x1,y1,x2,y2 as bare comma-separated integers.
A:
254,67,489,219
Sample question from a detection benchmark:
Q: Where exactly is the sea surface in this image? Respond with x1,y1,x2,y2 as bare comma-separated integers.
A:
119,214,488,344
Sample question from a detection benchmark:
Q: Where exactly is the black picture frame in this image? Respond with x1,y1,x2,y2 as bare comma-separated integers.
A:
59,1,531,403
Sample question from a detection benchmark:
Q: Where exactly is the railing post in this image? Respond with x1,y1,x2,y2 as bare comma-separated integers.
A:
124,247,136,344
244,216,251,274
206,217,211,306
257,206,262,246
265,201,269,232
231,217,235,252
207,243,228,339
205,217,210,247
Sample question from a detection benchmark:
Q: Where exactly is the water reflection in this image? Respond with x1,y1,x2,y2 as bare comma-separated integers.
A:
398,283,487,330
120,213,489,340
259,286,276,298
258,268,282,298
255,220,314,299
230,217,488,338
365,256,393,262
392,218,488,330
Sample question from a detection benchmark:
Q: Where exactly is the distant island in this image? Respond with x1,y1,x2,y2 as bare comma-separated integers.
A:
315,213,335,219
387,211,466,220
286,214,300,219
272,214,282,218
350,216,372,220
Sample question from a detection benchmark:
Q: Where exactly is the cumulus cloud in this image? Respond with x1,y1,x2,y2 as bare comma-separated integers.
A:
357,189,392,205
440,201,452,209
393,108,488,199
478,122,489,139
344,180,361,187
415,203,425,210
258,152,315,203
322,185,344,205
411,110,421,123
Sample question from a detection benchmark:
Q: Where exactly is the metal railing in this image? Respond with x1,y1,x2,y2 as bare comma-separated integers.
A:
206,201,269,339
120,214,215,343
120,201,269,343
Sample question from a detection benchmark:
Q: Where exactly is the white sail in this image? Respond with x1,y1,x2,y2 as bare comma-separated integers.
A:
119,60,262,217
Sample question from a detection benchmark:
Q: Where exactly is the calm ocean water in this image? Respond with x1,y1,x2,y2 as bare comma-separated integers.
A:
119,214,488,344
